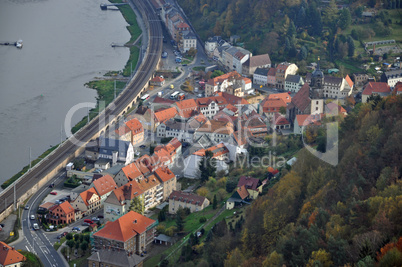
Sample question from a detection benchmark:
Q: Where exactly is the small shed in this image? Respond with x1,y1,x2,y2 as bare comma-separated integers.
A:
154,234,173,245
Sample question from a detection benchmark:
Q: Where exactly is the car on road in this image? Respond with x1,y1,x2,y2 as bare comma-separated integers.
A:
0,224,5,228
49,183,55,188
139,145,146,149
25,205,29,210
33,223,39,230
50,191,57,195
182,64,187,66
72,227,80,232
30,215,35,220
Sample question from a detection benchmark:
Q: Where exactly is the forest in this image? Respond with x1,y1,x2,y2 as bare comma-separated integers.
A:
166,95,402,266
177,0,402,73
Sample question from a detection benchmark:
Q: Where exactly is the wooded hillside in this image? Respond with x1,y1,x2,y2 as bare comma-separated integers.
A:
174,95,402,266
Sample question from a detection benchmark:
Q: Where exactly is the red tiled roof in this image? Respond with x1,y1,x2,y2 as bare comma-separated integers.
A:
345,74,354,88
125,118,143,134
0,241,26,265
93,211,155,242
193,143,229,158
93,174,117,197
175,99,198,118
113,183,144,203
115,124,131,137
176,22,189,29
225,104,238,113
151,76,165,82
122,163,143,182
79,188,99,206
395,82,402,93
168,191,207,206
237,185,249,200
197,120,234,135
237,176,261,191
216,92,249,105
267,67,277,77
291,83,311,112
296,114,323,127
49,201,74,215
206,71,241,86
326,102,347,115
362,82,391,95
272,113,290,126
153,96,175,105
154,167,175,182
261,99,287,112
268,93,292,104
154,107,178,123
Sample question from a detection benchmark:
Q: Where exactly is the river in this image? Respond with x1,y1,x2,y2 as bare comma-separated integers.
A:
0,0,130,184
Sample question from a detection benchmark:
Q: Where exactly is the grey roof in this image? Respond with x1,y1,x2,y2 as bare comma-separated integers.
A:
155,234,172,243
243,54,271,68
206,36,222,44
285,74,302,83
182,31,196,39
383,69,402,79
99,138,131,158
103,164,124,176
87,250,143,267
254,68,269,76
324,76,342,85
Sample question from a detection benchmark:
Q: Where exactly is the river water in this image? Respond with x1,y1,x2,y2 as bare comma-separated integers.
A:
0,0,130,184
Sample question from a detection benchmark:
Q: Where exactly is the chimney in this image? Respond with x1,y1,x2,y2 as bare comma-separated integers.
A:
134,219,137,224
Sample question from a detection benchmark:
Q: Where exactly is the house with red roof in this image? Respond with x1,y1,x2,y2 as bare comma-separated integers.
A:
90,174,117,204
103,182,144,222
261,98,287,117
168,191,210,214
267,67,277,86
268,93,292,105
237,176,263,199
48,201,75,225
294,114,323,135
271,113,291,131
287,83,312,124
150,76,165,87
205,71,253,97
226,185,250,210
275,62,298,90
114,162,144,187
194,119,234,143
236,111,268,136
0,241,26,267
394,81,402,95
125,118,144,146
71,187,101,217
92,211,156,255
325,102,347,116
174,99,198,119
242,54,271,76
154,167,177,201
362,82,391,103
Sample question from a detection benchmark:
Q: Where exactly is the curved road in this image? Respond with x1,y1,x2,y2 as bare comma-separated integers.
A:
0,0,162,218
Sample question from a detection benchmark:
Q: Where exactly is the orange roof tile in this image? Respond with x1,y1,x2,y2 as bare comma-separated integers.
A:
154,107,178,123
206,71,241,86
80,188,99,206
115,124,131,137
345,74,354,88
125,118,143,134
122,163,143,182
268,93,292,104
93,211,155,242
175,99,198,118
193,143,229,158
296,114,323,127
197,120,234,135
237,185,249,200
132,175,161,193
0,241,26,265
262,98,287,112
154,167,175,182
362,82,391,95
151,76,165,82
113,183,144,203
93,174,117,197
50,201,74,215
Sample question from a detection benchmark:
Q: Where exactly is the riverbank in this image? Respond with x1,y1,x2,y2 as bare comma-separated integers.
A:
1,0,143,189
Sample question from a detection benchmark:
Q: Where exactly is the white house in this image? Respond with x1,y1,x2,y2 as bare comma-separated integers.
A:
253,68,269,86
285,74,304,93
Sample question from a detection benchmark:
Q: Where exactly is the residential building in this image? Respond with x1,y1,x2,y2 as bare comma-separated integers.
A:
311,99,325,114
394,82,402,95
114,162,144,187
294,114,323,135
253,68,269,86
326,102,347,116
226,185,249,210
237,176,263,199
104,183,144,222
181,31,197,53
271,113,291,131
0,241,26,267
307,71,354,99
242,54,271,76
215,92,249,107
183,143,230,178
362,82,392,103
70,187,101,216
285,74,304,93
154,167,177,201
236,112,268,136
125,118,145,146
260,98,287,117
196,96,226,118
150,76,165,87
90,174,117,204
222,46,252,73
267,67,277,87
268,93,292,105
204,71,242,97
168,191,210,214
153,107,178,129
353,73,369,86
48,201,75,225
275,62,298,90
87,249,143,267
99,138,134,166
135,174,163,210
156,114,207,141
194,120,234,143
204,36,229,58
287,83,311,124
174,99,198,119
92,211,157,255
381,69,402,88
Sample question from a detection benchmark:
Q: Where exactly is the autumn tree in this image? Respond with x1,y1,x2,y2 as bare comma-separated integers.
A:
307,249,333,267
199,150,216,182
130,196,144,215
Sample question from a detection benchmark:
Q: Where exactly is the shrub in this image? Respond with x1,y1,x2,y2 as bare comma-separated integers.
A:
199,217,207,223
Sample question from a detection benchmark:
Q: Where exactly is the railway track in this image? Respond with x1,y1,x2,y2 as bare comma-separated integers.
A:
0,0,162,216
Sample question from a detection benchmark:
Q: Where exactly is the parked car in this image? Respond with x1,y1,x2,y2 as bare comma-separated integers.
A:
84,219,93,224
50,191,57,195
139,145,146,149
25,205,29,210
97,215,104,219
49,183,55,188
0,224,5,228
56,234,63,239
72,227,80,231
63,232,68,236
92,217,100,221
82,222,90,226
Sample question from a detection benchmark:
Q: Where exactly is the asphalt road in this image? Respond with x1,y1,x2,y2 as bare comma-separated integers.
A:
0,0,163,223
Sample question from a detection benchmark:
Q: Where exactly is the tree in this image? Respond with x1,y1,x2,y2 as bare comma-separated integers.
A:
66,233,73,240
196,187,209,197
213,195,217,209
187,47,197,57
176,211,184,232
211,70,225,79
323,0,338,26
199,150,216,183
287,21,296,38
224,248,245,267
129,196,144,215
158,209,166,222
263,251,284,267
279,106,287,115
347,36,355,57
338,8,352,30
73,158,85,171
299,46,308,60
80,241,88,254
226,178,237,193
66,240,75,250
307,249,333,267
